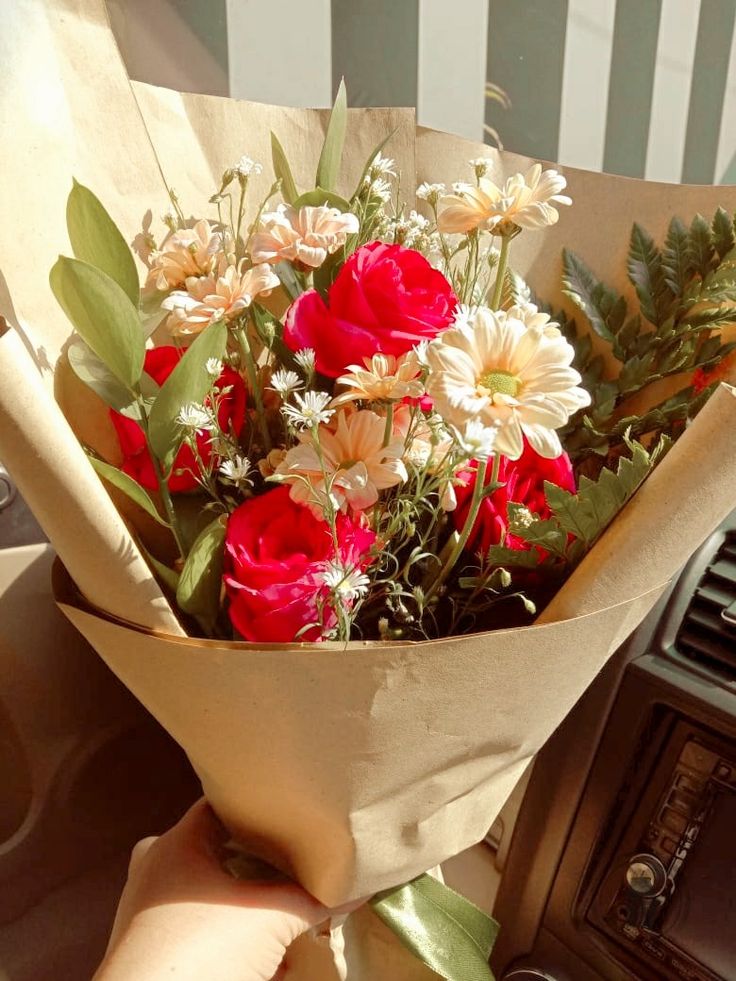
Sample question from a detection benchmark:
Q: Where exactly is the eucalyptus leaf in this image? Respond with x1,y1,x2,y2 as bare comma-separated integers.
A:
66,180,140,306
50,256,145,388
68,337,142,418
87,455,169,526
147,319,228,471
271,132,299,204
293,188,352,212
315,78,347,192
176,515,226,633
141,546,181,594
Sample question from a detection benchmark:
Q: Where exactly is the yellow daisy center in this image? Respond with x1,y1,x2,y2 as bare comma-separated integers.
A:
476,369,521,399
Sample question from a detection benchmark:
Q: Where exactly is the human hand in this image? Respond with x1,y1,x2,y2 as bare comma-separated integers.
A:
95,799,348,981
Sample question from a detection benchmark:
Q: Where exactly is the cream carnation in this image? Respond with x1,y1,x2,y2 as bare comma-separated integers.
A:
425,304,590,459
147,219,225,291
332,353,424,406
437,164,571,235
162,259,279,336
251,204,359,269
275,409,407,513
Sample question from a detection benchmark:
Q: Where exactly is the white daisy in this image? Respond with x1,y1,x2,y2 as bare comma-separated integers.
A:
282,390,334,430
320,561,371,601
205,358,224,377
425,303,590,459
177,403,212,433
234,155,262,178
294,348,316,376
269,369,303,397
416,182,446,204
219,455,252,484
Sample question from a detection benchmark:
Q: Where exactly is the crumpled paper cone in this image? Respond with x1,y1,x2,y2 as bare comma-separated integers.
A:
3,0,736,913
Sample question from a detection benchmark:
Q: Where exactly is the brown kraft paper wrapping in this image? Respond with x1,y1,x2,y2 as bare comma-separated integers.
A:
2,0,736,907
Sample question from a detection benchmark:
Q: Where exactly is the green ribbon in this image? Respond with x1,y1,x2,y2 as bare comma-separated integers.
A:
370,873,498,980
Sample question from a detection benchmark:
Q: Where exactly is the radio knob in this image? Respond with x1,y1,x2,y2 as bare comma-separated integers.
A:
625,853,668,898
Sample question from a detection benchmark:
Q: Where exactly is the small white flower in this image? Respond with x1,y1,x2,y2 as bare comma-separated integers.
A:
294,348,316,376
177,403,212,433
235,155,262,178
364,176,392,202
469,157,492,178
416,182,446,204
452,303,480,331
219,454,252,484
456,419,499,461
368,153,396,179
270,369,303,397
282,390,334,429
320,561,371,601
205,358,224,377
509,505,535,530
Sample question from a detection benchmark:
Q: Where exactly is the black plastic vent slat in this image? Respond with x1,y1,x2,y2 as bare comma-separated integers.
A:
676,533,736,677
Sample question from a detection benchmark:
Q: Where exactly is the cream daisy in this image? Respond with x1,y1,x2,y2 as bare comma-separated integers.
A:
162,259,279,336
251,204,359,269
332,353,424,406
437,164,571,235
275,409,408,513
282,390,334,430
147,219,225,291
425,304,590,459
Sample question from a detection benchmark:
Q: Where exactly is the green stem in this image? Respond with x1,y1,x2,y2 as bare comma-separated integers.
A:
150,445,187,560
382,403,395,447
425,454,491,603
237,324,272,453
490,235,511,310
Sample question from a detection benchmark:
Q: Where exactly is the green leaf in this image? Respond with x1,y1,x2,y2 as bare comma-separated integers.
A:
316,78,347,191
66,180,140,306
274,260,305,301
87,455,169,526
50,256,145,389
293,188,352,212
67,337,142,418
270,132,299,205
372,874,498,981
506,504,568,559
486,545,541,569
350,128,397,201
141,545,180,594
688,213,715,280
627,223,670,326
176,515,226,634
562,249,626,341
545,435,664,550
147,320,227,471
662,216,690,295
712,207,735,261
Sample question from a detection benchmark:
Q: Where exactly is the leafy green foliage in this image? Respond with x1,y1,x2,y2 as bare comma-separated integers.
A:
50,256,145,389
556,208,736,467
147,320,227,471
510,436,669,566
316,79,347,191
270,132,298,204
67,338,142,418
293,188,351,212
562,249,625,341
87,455,169,526
66,180,140,305
176,516,226,634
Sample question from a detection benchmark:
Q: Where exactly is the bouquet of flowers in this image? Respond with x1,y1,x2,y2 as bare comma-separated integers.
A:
2,4,736,977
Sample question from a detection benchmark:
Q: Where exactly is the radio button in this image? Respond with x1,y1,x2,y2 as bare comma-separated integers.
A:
625,854,668,897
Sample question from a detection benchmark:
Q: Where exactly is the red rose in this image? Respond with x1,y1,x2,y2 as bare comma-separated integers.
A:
110,346,246,493
283,242,457,377
224,486,376,642
454,442,576,557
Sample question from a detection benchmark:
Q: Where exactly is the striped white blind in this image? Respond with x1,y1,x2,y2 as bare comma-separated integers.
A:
109,0,736,184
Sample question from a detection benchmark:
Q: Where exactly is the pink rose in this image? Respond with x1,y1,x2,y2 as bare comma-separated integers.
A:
283,242,457,377
454,442,576,557
224,486,375,642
